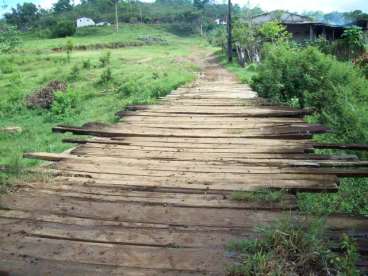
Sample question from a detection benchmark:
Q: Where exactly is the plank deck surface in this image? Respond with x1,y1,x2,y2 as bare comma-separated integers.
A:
1,55,368,275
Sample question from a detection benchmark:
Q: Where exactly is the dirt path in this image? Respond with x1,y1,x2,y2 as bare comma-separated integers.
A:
1,55,368,275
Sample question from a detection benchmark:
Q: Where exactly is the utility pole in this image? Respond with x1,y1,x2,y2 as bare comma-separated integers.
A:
227,0,232,62
115,0,119,32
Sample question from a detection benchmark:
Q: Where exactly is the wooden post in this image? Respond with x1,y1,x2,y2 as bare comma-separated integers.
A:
227,0,232,62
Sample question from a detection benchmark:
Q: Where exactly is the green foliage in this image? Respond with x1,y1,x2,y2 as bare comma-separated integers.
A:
0,24,22,53
258,21,291,43
65,39,73,62
82,59,92,69
4,2,39,30
51,20,76,38
97,67,113,85
231,189,286,203
99,52,111,67
354,53,368,78
298,178,368,216
252,43,368,144
51,89,79,117
53,0,73,14
67,64,80,81
335,26,366,60
227,217,360,275
207,27,226,47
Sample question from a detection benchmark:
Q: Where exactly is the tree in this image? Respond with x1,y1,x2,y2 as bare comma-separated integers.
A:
53,0,73,14
0,23,21,53
193,0,209,36
4,2,39,30
339,26,366,60
258,21,291,43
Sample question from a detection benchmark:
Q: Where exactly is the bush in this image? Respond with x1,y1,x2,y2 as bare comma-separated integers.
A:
51,20,76,38
67,64,80,81
51,89,79,116
0,23,21,53
99,52,111,67
354,53,368,78
97,67,112,85
82,59,91,69
252,42,368,144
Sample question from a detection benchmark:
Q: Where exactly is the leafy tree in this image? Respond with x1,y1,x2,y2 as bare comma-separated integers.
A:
53,0,73,14
4,2,39,30
258,21,291,43
0,23,21,53
333,26,366,60
193,0,209,36
51,20,76,38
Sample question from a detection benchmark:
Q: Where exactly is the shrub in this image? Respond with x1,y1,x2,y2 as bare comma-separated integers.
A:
65,39,73,62
82,59,91,69
51,89,79,116
0,23,21,53
252,42,368,144
67,64,80,81
99,52,111,67
97,67,112,85
51,20,76,38
354,53,368,78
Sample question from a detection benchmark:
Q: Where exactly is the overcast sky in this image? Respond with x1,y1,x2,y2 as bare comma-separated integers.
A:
1,0,368,15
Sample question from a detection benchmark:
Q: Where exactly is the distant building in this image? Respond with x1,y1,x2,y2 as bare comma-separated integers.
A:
76,17,95,28
96,21,111,26
215,18,226,25
251,11,346,42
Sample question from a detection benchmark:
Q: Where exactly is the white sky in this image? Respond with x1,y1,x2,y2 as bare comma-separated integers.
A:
1,0,368,15
236,0,368,13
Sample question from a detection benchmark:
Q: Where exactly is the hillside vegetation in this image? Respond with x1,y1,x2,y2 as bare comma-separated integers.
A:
0,25,210,185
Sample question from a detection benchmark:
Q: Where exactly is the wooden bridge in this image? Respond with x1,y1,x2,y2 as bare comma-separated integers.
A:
1,57,367,275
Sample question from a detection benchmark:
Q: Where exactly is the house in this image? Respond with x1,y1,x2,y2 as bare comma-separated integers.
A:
215,18,226,25
251,11,346,42
76,17,95,28
96,21,111,26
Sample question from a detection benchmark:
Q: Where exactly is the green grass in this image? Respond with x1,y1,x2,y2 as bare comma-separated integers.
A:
0,24,211,185
20,24,182,51
217,52,257,84
226,217,360,275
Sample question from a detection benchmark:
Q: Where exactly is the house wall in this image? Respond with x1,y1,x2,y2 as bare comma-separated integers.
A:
285,24,310,42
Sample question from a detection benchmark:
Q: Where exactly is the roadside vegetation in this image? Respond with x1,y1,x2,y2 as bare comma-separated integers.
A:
226,217,360,275
208,11,368,274
0,24,209,186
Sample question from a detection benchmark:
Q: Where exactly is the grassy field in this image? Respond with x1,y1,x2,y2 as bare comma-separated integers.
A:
0,24,211,185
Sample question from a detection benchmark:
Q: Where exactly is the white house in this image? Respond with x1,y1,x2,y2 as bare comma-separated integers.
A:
76,17,95,28
96,21,111,26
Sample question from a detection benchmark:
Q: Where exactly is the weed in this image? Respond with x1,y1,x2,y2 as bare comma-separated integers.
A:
67,64,80,81
50,89,79,117
99,51,111,67
231,189,287,203
226,217,360,276
65,39,73,62
97,67,113,85
82,59,91,69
